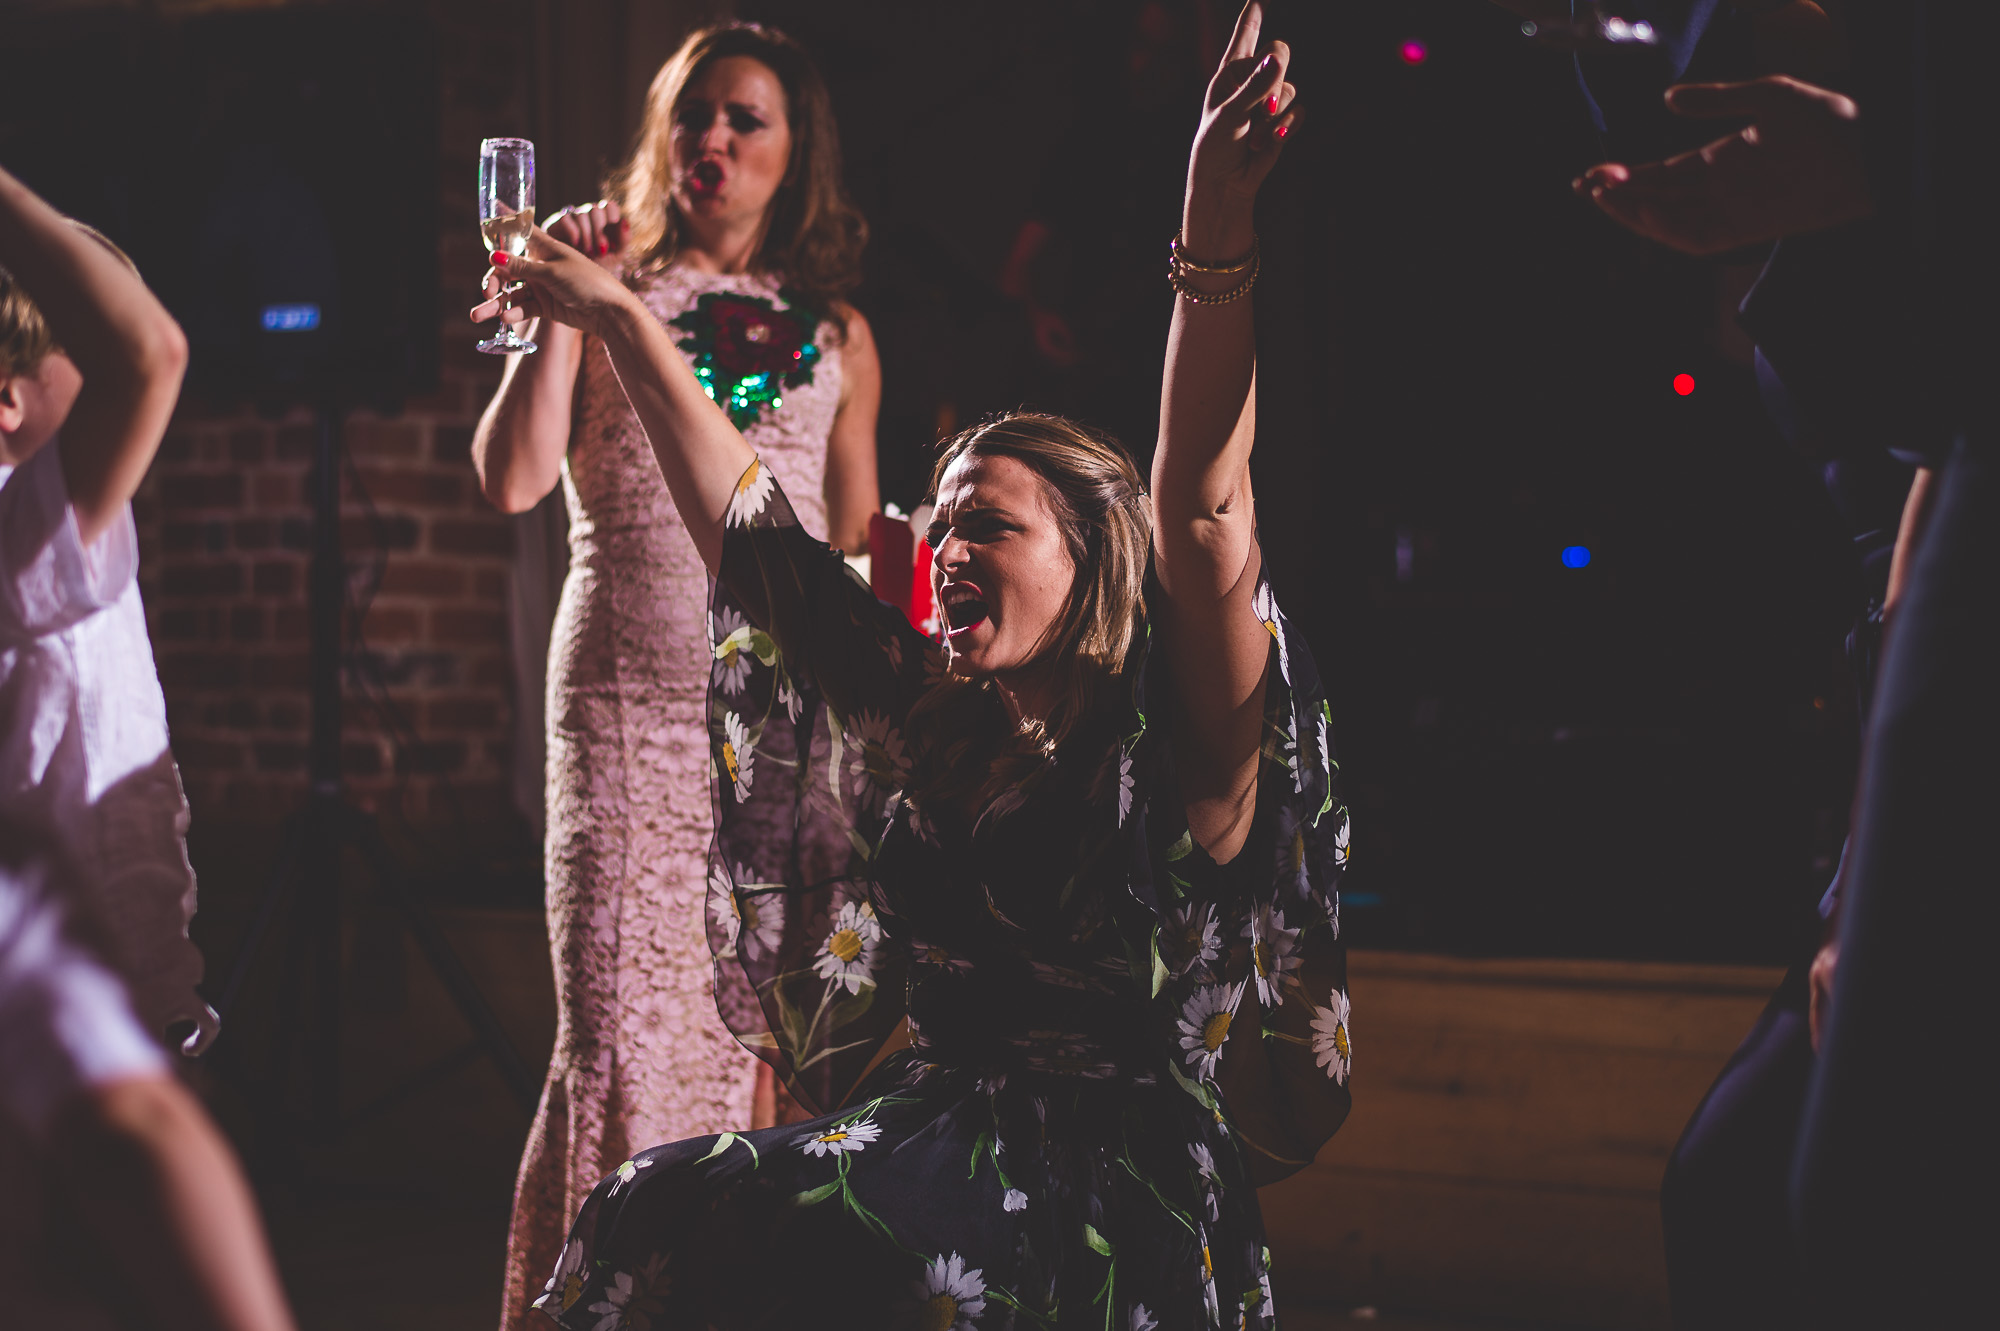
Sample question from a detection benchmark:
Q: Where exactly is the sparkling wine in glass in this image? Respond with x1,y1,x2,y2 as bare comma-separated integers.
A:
478,137,538,355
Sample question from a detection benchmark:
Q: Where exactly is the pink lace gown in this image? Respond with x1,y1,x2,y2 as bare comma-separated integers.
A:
500,267,842,1329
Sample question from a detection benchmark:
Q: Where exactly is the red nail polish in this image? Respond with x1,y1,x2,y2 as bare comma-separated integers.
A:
492,251,509,266
1276,124,1289,140
1266,95,1280,115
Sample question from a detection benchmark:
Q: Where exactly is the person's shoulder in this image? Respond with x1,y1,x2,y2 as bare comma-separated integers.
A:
825,301,877,360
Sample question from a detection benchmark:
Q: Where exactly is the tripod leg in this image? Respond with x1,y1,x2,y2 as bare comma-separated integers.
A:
340,809,541,1113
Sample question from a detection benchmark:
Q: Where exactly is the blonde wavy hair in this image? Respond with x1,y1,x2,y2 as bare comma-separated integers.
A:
609,23,866,316
907,413,1153,813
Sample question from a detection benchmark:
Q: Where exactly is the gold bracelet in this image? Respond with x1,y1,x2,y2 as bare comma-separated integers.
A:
1170,231,1258,275
1167,248,1259,305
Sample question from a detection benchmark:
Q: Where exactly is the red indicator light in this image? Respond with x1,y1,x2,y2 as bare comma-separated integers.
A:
1400,40,1429,65
1673,373,1696,396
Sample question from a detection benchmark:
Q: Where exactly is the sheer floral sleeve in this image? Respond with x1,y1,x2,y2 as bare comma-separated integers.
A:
704,457,938,1113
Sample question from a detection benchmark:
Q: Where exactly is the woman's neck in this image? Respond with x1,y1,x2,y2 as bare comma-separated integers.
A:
674,210,770,276
993,665,1059,733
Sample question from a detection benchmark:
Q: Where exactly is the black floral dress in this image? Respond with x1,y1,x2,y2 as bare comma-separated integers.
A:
531,461,1352,1331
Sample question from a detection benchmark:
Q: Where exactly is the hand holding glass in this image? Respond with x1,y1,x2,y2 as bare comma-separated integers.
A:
478,137,537,355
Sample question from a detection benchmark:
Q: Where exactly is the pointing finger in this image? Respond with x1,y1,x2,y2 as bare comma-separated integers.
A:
1224,0,1263,66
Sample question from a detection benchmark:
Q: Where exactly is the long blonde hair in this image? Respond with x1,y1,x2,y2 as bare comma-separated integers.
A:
609,23,866,314
906,413,1152,813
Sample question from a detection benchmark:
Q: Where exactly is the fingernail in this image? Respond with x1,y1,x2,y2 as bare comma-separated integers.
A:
596,241,608,256
1266,94,1280,115
1275,123,1289,140
492,251,510,266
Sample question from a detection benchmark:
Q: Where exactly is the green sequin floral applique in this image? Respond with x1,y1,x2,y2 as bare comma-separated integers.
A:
669,288,823,430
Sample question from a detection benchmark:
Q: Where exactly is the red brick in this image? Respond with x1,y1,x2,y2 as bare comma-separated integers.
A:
343,514,420,551
156,607,204,640
406,376,470,416
203,697,259,729
249,653,310,688
231,519,274,550
430,518,511,557
358,467,464,507
157,652,244,687
343,741,385,776
160,563,244,598
228,428,267,464
433,424,475,463
162,521,204,553
346,419,423,458
474,568,506,600
377,559,467,598
173,737,246,772
157,431,197,464
470,654,511,687
253,561,297,596
267,700,306,731
358,606,421,643
254,473,306,507
432,607,506,644
427,695,500,731
161,472,245,509
253,740,307,772
395,740,467,775
229,606,265,642
275,424,317,461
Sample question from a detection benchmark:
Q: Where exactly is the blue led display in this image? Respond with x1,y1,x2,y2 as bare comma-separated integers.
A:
1561,545,1591,569
259,303,322,332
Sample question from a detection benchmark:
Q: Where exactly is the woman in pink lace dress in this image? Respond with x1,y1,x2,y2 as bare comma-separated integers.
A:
469,24,879,1329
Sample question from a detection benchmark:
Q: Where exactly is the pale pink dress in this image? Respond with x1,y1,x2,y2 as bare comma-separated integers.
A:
500,268,841,1329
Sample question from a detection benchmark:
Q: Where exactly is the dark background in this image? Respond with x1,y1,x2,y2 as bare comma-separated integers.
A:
0,0,1861,965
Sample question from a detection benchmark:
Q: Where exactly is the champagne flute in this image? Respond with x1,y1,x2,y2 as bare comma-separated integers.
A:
477,137,538,355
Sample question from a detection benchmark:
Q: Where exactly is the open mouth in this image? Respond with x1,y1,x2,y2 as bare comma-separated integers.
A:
688,160,723,193
940,582,989,638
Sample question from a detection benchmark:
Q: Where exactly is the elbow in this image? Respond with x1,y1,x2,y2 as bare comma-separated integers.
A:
481,474,542,515
136,315,190,384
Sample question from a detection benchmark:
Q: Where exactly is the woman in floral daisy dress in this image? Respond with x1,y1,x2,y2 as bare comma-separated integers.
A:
470,24,881,1329
475,5,1349,1327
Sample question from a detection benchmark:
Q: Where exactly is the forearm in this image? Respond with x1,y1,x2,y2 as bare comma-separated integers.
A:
597,297,755,570
1153,202,1259,597
1884,465,1937,621
0,165,186,540
471,319,580,513
51,1076,297,1331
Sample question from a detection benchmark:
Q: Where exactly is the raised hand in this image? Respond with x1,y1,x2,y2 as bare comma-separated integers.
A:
471,226,636,338
548,199,628,269
1184,1,1296,258
1575,75,1873,255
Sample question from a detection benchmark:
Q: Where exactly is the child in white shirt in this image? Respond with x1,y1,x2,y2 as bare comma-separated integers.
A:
0,192,214,1055
2,162,295,1331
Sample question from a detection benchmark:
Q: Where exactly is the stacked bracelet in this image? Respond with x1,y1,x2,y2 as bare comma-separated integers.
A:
1168,231,1259,304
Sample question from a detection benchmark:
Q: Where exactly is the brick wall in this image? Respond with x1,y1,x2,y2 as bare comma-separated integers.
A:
136,0,539,889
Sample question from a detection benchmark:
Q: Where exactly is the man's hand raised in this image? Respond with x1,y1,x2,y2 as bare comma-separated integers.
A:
1576,75,1873,256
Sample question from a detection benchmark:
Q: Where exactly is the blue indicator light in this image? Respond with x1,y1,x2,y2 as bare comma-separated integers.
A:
260,303,321,332
1561,545,1591,569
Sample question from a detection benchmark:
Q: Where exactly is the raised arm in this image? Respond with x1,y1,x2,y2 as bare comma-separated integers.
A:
473,226,752,570
0,164,187,546
1153,2,1296,860
469,202,626,514
822,304,882,557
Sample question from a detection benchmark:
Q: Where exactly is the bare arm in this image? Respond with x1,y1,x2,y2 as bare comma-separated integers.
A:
1153,2,1296,862
49,1075,298,1331
470,317,582,513
0,164,187,545
823,305,882,556
1883,465,1936,622
469,203,629,513
474,229,752,569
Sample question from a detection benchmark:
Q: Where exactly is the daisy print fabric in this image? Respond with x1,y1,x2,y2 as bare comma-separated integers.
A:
531,462,1351,1331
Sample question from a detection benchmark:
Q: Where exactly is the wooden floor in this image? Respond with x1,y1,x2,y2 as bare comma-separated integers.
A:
242,913,1779,1331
